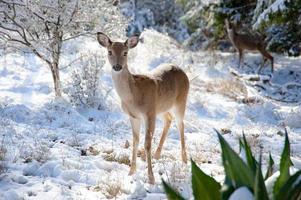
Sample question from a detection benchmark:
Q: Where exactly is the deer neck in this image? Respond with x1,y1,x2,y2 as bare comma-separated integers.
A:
111,65,134,102
227,28,236,43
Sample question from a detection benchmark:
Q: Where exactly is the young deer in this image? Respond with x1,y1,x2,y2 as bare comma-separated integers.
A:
97,32,189,184
225,19,274,73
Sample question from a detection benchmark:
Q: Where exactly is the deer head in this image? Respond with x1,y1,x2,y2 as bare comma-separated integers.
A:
97,32,139,72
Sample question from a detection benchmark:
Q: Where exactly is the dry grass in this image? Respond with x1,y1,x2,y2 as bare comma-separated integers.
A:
220,128,232,135
20,140,50,163
103,181,122,199
102,150,130,166
205,79,248,101
241,97,261,105
87,146,100,156
91,176,122,199
161,161,190,196
137,148,146,161
190,140,220,165
243,133,261,153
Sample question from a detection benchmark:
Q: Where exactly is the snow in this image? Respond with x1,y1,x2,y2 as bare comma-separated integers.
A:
228,187,253,200
0,29,301,199
253,0,288,28
265,167,301,199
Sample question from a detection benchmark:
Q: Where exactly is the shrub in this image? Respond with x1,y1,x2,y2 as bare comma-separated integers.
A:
163,129,301,199
0,136,7,174
64,53,106,109
260,1,301,54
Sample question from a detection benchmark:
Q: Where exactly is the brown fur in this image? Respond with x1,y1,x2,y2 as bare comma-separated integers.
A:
97,32,189,184
225,19,274,73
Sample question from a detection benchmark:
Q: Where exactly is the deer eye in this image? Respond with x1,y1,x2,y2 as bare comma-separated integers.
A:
108,51,112,56
123,52,128,56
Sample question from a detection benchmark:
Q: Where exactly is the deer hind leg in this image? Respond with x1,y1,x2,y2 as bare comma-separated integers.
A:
238,49,243,69
144,114,156,184
154,112,172,160
259,49,274,73
174,100,188,164
258,58,267,74
129,117,140,175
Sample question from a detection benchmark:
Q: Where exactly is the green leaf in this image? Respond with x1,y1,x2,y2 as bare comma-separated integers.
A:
191,159,221,200
265,152,275,180
241,133,257,172
273,129,293,196
221,176,235,200
275,170,301,200
162,179,185,200
215,129,255,190
254,155,269,200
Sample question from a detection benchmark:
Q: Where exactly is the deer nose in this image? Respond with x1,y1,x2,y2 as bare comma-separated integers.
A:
113,64,122,71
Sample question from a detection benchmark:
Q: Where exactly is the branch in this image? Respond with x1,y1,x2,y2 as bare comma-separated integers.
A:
30,46,52,67
2,8,30,44
0,22,23,38
63,0,79,26
63,32,94,42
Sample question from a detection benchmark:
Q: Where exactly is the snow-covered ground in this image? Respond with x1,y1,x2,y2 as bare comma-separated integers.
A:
0,30,301,199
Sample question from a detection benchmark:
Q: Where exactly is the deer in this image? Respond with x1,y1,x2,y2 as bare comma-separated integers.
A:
97,32,189,184
225,19,274,73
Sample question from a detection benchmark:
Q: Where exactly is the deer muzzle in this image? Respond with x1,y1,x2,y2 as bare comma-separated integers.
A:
113,64,122,71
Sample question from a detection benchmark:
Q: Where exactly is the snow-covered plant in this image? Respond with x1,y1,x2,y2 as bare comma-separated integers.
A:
254,0,301,54
163,130,301,200
0,0,128,96
0,135,7,174
20,139,50,163
213,0,256,37
64,53,105,109
121,0,188,42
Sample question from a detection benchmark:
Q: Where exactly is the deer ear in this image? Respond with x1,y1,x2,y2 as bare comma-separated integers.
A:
125,35,139,49
97,32,112,47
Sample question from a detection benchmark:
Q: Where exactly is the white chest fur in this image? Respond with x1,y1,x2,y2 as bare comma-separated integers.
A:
111,69,133,102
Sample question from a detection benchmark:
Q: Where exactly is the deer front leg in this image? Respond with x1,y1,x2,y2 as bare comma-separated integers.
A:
144,115,156,184
129,117,140,175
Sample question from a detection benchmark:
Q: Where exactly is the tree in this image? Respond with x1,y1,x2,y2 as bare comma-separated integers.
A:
253,0,301,54
0,0,128,96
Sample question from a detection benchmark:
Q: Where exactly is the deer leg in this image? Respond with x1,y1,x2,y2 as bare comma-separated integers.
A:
174,104,188,164
258,57,267,74
144,114,156,184
238,49,243,69
129,117,140,175
259,49,274,73
154,112,172,160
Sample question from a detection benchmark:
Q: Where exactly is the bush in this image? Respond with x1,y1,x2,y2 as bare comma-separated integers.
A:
256,0,301,54
121,0,189,42
0,136,7,174
163,129,301,199
64,53,106,109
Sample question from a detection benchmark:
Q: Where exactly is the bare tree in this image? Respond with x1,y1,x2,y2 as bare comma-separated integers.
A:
0,0,128,96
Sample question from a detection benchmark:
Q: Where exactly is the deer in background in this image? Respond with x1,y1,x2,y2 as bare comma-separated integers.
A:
225,19,274,73
97,32,189,184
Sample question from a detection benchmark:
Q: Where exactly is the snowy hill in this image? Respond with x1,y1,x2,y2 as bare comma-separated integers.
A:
0,30,301,199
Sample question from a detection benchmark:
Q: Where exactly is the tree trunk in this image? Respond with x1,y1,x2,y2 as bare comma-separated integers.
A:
51,29,63,97
50,63,61,97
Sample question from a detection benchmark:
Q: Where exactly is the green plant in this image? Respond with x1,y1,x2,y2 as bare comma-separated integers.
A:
212,0,257,39
256,0,301,54
162,129,301,199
